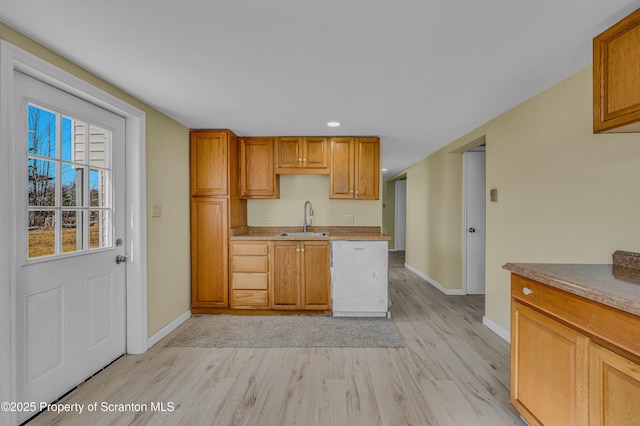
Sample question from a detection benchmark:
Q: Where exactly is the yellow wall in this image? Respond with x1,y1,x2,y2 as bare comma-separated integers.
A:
404,65,640,332
382,180,396,249
248,174,382,227
1,23,191,337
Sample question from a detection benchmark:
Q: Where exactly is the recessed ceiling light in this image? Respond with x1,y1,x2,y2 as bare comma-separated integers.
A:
327,121,341,127
382,168,388,171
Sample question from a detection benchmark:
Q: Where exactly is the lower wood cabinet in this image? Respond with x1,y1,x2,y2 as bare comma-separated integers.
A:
230,241,270,309
510,274,640,426
511,301,589,426
271,241,331,311
589,341,640,426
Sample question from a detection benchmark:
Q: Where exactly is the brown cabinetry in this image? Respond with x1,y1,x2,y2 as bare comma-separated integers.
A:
190,130,247,312
239,137,279,199
276,137,329,173
271,241,331,311
594,8,640,132
230,241,270,309
510,273,640,426
329,137,379,199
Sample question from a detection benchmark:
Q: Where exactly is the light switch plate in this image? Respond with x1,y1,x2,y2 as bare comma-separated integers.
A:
490,188,498,202
261,215,269,224
345,214,354,225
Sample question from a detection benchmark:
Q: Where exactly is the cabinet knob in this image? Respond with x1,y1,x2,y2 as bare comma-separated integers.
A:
355,191,359,195
301,248,304,252
523,287,532,296
296,248,300,252
302,158,306,162
350,189,354,193
298,158,302,161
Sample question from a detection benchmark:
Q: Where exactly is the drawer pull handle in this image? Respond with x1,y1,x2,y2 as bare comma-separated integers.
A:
523,287,532,296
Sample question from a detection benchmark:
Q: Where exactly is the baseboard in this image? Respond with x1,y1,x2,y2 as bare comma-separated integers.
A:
404,263,466,295
483,316,510,343
147,310,191,349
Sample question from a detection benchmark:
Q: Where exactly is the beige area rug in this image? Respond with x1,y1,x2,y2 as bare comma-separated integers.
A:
166,315,405,348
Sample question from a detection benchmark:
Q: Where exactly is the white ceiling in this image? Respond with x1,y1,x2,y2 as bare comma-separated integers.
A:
1,0,638,178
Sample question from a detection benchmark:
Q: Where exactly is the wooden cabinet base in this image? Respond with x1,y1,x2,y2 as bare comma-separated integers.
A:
191,308,331,316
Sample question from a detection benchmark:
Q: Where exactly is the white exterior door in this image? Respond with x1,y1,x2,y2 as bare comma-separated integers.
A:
14,71,126,422
464,150,486,295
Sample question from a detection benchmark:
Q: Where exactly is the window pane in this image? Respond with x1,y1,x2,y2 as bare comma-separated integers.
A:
61,164,84,206
88,125,108,168
28,159,56,206
89,169,109,207
61,117,72,162
89,210,110,249
62,210,83,253
28,105,56,158
28,210,55,258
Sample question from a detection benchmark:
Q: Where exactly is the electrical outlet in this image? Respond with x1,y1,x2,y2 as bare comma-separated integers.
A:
261,215,269,224
345,214,354,225
152,204,162,218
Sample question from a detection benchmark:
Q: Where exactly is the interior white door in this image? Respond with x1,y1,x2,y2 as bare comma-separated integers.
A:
464,150,486,295
14,71,126,422
394,180,407,251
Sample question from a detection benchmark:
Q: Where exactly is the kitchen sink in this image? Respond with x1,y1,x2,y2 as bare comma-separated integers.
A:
278,232,329,237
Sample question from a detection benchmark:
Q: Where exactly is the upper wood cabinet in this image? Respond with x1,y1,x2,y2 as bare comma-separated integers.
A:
594,8,640,133
239,137,279,199
329,137,379,200
276,137,329,174
190,130,232,196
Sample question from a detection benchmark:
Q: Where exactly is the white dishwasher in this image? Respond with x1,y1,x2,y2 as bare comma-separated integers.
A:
331,240,389,317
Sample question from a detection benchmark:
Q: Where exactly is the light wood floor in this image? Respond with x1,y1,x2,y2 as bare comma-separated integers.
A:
28,252,523,425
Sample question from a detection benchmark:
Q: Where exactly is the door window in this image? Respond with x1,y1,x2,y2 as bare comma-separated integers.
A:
27,104,112,259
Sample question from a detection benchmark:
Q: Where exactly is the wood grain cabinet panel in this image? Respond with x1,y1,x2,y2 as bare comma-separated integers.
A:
276,137,329,173
589,342,640,426
190,131,229,196
594,8,640,132
240,137,279,199
271,241,331,311
230,241,270,309
190,129,247,312
511,301,589,426
330,137,379,199
190,198,228,308
509,273,640,425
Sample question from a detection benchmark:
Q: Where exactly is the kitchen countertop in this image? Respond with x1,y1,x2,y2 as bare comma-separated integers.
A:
230,226,391,241
503,262,640,317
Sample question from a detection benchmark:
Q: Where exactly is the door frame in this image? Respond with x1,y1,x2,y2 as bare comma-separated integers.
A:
462,146,486,295
0,41,148,424
394,179,407,251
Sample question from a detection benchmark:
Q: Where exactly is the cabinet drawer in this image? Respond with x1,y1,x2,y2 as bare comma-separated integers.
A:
232,272,268,290
232,290,269,309
232,243,269,256
512,274,640,359
232,255,268,272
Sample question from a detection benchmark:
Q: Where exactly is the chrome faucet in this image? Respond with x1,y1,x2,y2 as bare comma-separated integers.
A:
303,200,314,232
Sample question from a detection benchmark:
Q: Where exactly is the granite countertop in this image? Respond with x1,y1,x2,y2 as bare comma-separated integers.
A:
503,262,640,317
230,226,391,241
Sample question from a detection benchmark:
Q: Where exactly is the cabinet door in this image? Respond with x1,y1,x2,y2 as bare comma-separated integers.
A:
301,241,331,310
511,301,589,426
302,137,329,169
190,130,228,196
594,9,640,132
191,198,228,308
271,242,300,309
589,342,640,426
240,137,279,198
329,137,354,198
354,138,379,200
276,137,302,168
